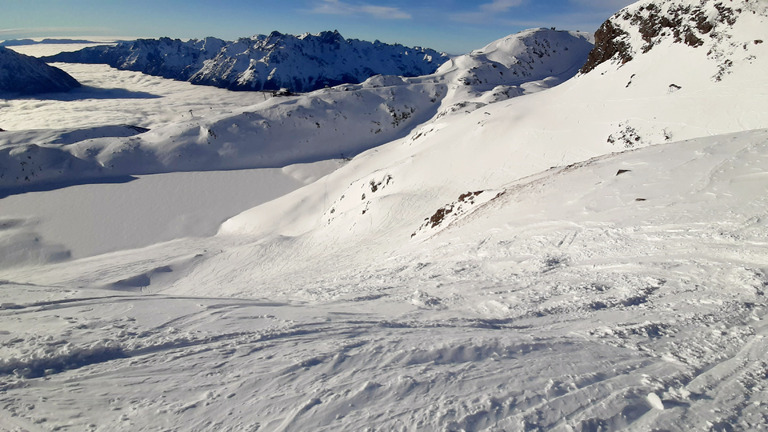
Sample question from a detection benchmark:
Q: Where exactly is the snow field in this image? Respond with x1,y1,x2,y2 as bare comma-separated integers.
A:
0,160,342,262
2,129,766,430
0,30,593,191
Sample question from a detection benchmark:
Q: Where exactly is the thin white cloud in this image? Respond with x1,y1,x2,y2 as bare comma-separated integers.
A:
570,0,636,11
0,27,111,40
311,0,412,19
451,0,526,24
0,27,98,35
480,0,525,13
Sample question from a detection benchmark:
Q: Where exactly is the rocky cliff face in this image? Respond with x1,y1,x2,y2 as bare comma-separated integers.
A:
0,47,80,95
46,31,449,93
581,0,764,75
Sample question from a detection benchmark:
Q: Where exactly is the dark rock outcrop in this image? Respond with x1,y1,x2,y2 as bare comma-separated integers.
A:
581,21,634,74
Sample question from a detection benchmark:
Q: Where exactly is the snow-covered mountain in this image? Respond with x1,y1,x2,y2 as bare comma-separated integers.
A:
44,31,450,92
0,46,80,94
1,0,768,430
0,28,592,192
190,0,768,284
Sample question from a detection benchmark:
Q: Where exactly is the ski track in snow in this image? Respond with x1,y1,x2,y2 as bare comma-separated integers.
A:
1,131,767,431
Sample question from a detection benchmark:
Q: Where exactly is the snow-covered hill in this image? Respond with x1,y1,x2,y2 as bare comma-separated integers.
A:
217,0,767,245
44,31,450,92
0,46,80,94
0,29,592,193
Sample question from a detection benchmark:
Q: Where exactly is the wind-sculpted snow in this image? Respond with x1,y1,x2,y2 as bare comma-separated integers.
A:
45,31,449,92
0,46,80,94
0,29,593,193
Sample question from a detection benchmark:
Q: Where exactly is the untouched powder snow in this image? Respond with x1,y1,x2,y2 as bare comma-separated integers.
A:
0,160,342,263
218,0,767,245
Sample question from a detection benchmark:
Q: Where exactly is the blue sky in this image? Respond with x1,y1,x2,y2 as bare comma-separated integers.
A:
1,0,635,53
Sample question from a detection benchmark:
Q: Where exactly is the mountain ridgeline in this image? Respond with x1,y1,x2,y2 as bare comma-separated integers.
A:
0,46,80,95
45,31,450,93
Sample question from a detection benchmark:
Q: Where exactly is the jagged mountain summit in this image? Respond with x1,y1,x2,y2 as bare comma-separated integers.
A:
44,31,450,93
0,46,80,95
0,28,592,191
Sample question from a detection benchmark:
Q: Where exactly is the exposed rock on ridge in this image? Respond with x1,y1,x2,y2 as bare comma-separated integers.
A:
45,37,226,81
581,0,762,74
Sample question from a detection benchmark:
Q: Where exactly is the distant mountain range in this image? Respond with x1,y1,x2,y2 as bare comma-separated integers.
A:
0,38,108,47
44,31,450,93
0,46,80,95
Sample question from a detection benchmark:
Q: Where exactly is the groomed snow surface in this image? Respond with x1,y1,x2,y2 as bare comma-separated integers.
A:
1,1,768,429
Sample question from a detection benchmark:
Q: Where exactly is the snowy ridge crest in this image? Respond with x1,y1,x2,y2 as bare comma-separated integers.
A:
452,29,593,86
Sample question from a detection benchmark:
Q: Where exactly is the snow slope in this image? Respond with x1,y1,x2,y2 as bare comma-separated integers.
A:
1,129,766,431
0,29,592,193
45,31,450,92
0,47,80,95
218,0,767,245
0,0,767,430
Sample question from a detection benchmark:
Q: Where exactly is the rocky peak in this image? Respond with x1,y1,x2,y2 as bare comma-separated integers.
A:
317,30,345,44
581,0,762,74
